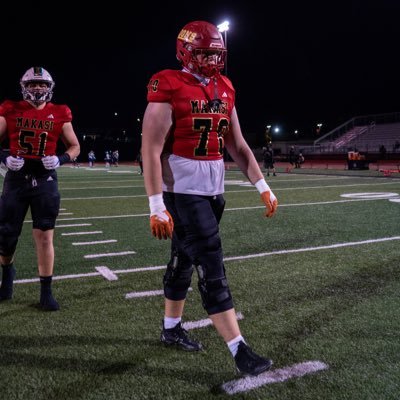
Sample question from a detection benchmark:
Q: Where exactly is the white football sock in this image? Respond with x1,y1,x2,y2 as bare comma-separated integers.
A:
227,335,245,357
164,316,181,329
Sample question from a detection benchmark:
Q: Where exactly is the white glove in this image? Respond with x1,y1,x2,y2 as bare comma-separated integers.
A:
42,155,60,170
6,156,25,171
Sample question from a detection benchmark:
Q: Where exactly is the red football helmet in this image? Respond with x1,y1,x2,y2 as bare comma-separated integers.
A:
176,21,226,78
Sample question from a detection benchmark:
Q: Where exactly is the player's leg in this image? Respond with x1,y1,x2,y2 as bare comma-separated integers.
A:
181,194,272,375
30,173,60,311
161,192,201,351
0,174,29,300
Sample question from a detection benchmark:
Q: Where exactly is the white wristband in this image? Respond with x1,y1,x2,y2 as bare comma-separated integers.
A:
149,193,166,214
254,178,270,194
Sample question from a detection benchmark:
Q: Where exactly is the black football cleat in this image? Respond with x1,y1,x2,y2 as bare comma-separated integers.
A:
160,321,203,351
39,295,60,311
234,341,273,376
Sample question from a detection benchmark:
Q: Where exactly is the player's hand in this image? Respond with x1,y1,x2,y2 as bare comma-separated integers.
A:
261,190,278,218
42,155,60,170
6,156,24,171
150,210,174,240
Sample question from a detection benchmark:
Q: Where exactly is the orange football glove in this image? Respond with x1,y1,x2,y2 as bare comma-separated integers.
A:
150,210,174,240
260,190,278,218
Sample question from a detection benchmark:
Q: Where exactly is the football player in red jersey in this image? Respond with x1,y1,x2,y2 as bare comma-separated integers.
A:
142,21,278,376
0,67,80,310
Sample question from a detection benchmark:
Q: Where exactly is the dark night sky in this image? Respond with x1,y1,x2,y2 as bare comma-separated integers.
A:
2,0,400,142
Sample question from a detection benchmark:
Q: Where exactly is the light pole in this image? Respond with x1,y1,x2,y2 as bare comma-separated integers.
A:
217,20,230,76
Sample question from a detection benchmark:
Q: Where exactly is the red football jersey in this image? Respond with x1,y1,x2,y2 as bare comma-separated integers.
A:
146,70,235,160
0,100,72,160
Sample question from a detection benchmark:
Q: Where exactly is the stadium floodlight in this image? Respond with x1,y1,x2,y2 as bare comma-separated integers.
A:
217,20,230,75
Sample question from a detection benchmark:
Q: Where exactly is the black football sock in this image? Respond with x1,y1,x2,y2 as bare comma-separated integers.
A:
39,276,59,311
0,263,16,300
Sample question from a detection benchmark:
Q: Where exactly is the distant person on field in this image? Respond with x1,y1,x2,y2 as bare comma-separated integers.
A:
295,152,304,168
104,150,111,167
112,150,119,167
137,149,143,175
379,144,387,160
88,150,96,167
287,146,296,172
263,145,276,176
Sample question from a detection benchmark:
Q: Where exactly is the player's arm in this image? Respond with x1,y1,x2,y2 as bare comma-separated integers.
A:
142,102,172,195
225,107,278,217
0,115,25,171
60,122,80,160
142,101,174,239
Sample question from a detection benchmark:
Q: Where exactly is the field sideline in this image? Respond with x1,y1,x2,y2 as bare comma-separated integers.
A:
0,164,399,399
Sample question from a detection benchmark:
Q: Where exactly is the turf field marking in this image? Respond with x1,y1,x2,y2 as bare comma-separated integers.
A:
72,239,117,246
84,250,136,259
221,361,328,394
60,184,144,190
61,231,103,236
183,312,243,330
107,170,135,174
58,212,73,215
341,192,398,199
11,236,400,284
224,177,352,185
390,198,400,203
56,223,92,228
125,289,163,298
125,288,193,299
226,198,383,212
224,236,400,261
95,266,119,281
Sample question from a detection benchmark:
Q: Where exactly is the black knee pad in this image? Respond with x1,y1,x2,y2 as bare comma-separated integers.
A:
163,250,194,301
195,264,233,315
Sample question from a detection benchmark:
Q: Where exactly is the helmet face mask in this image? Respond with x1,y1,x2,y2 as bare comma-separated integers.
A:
20,67,55,105
177,21,226,78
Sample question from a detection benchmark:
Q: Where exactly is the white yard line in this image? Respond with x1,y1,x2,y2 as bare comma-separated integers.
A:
221,361,328,394
61,231,103,236
56,223,92,228
84,250,136,259
72,239,117,246
60,184,144,190
125,287,193,299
